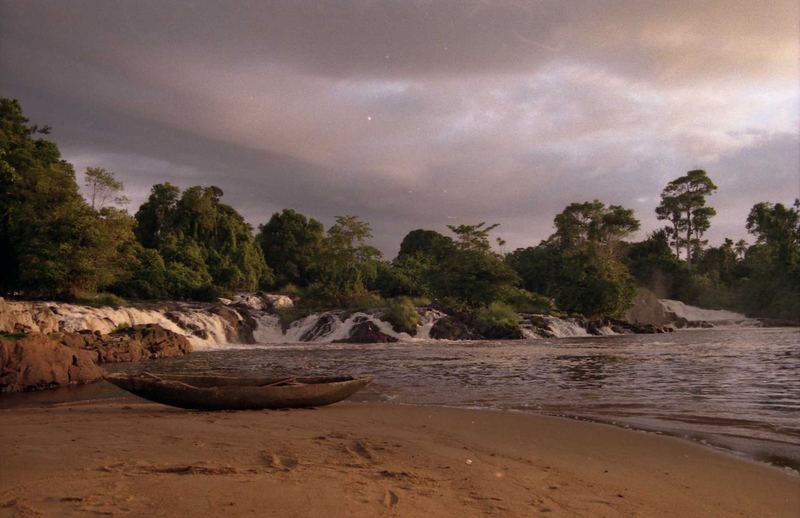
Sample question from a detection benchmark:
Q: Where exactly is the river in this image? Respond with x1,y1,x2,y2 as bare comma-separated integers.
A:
105,326,800,471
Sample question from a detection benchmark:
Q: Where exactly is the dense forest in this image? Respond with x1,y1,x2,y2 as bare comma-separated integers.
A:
1,98,798,322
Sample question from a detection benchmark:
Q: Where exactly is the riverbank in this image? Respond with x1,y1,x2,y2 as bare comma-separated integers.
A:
1,400,797,517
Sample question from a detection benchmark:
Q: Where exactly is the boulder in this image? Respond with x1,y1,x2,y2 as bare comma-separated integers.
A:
230,293,266,312
429,316,477,340
479,324,524,340
260,293,294,311
51,324,193,363
0,334,103,392
334,320,397,343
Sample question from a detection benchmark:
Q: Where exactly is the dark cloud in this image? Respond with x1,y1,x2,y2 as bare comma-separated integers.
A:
1,0,797,256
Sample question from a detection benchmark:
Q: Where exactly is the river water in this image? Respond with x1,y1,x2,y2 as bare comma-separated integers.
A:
108,326,800,471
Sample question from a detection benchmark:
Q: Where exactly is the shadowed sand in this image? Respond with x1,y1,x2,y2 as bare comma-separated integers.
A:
1,400,797,517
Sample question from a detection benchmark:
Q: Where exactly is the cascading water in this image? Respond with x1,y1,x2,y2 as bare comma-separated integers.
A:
6,301,239,348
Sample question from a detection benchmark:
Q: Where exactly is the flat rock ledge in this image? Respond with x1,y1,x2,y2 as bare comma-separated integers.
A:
0,324,192,393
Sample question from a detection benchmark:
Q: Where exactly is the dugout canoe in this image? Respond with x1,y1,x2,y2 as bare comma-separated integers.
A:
104,372,373,410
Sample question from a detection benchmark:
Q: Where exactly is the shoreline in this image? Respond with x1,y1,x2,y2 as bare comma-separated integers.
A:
4,372,799,476
1,398,798,517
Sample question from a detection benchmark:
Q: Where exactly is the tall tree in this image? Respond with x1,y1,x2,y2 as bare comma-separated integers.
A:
655,169,717,265
84,166,126,210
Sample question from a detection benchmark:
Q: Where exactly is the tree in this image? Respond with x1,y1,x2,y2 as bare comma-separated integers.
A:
446,222,499,252
84,167,126,210
427,223,519,308
0,97,123,298
551,200,639,251
306,215,382,305
397,229,455,260
746,200,800,267
134,183,180,248
656,169,717,265
133,183,271,297
256,209,324,288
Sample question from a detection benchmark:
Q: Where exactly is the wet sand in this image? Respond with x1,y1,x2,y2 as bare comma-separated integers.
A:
1,399,798,517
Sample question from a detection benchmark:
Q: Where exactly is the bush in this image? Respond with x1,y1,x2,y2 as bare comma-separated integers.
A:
474,302,520,330
383,297,421,334
75,292,128,308
500,286,553,314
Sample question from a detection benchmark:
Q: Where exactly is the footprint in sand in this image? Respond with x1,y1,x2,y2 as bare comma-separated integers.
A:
348,440,374,461
260,451,298,471
383,489,399,508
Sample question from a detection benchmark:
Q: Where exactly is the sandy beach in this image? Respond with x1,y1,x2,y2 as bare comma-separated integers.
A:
1,398,798,517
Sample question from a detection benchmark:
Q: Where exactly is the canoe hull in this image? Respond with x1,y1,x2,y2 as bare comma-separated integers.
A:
105,374,373,410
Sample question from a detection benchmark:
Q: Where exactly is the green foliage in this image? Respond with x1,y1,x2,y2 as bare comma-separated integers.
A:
446,222,499,252
84,166,127,210
304,215,382,307
552,246,636,318
500,286,554,314
256,209,324,288
0,333,27,341
382,297,421,334
132,183,272,298
656,169,717,265
397,229,455,259
74,292,128,308
474,302,520,331
552,200,639,249
0,97,130,298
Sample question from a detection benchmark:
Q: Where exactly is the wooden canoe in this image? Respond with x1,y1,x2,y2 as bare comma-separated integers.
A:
104,372,373,410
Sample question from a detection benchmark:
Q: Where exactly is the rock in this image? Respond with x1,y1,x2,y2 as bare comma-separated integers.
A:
0,334,103,392
300,313,340,341
334,320,397,343
217,297,233,305
260,293,294,311
479,324,524,340
230,293,265,311
51,324,193,363
0,298,60,334
208,306,256,344
429,316,477,340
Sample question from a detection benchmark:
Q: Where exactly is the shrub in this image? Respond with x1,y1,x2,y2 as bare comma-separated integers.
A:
500,286,554,314
76,292,128,308
383,297,421,334
474,302,520,331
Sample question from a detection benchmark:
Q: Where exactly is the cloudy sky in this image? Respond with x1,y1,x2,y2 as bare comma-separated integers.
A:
1,1,798,255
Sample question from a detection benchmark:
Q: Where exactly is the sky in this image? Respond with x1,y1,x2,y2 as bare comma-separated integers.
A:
1,0,798,256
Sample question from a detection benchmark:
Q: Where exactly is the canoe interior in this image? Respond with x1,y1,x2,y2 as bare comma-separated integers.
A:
119,373,361,388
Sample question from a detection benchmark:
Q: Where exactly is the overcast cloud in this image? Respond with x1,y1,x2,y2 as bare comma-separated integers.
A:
1,0,798,255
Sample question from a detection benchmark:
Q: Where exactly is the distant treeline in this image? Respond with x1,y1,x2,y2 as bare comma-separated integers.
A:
1,97,798,321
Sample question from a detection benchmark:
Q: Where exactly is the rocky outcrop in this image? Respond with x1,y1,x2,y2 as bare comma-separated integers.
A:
52,324,193,363
0,298,60,334
208,305,257,344
261,293,294,311
429,317,477,340
334,320,398,343
0,334,103,392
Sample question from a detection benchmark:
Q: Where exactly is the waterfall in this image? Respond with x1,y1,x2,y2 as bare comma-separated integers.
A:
4,301,240,348
254,309,447,344
659,299,757,326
